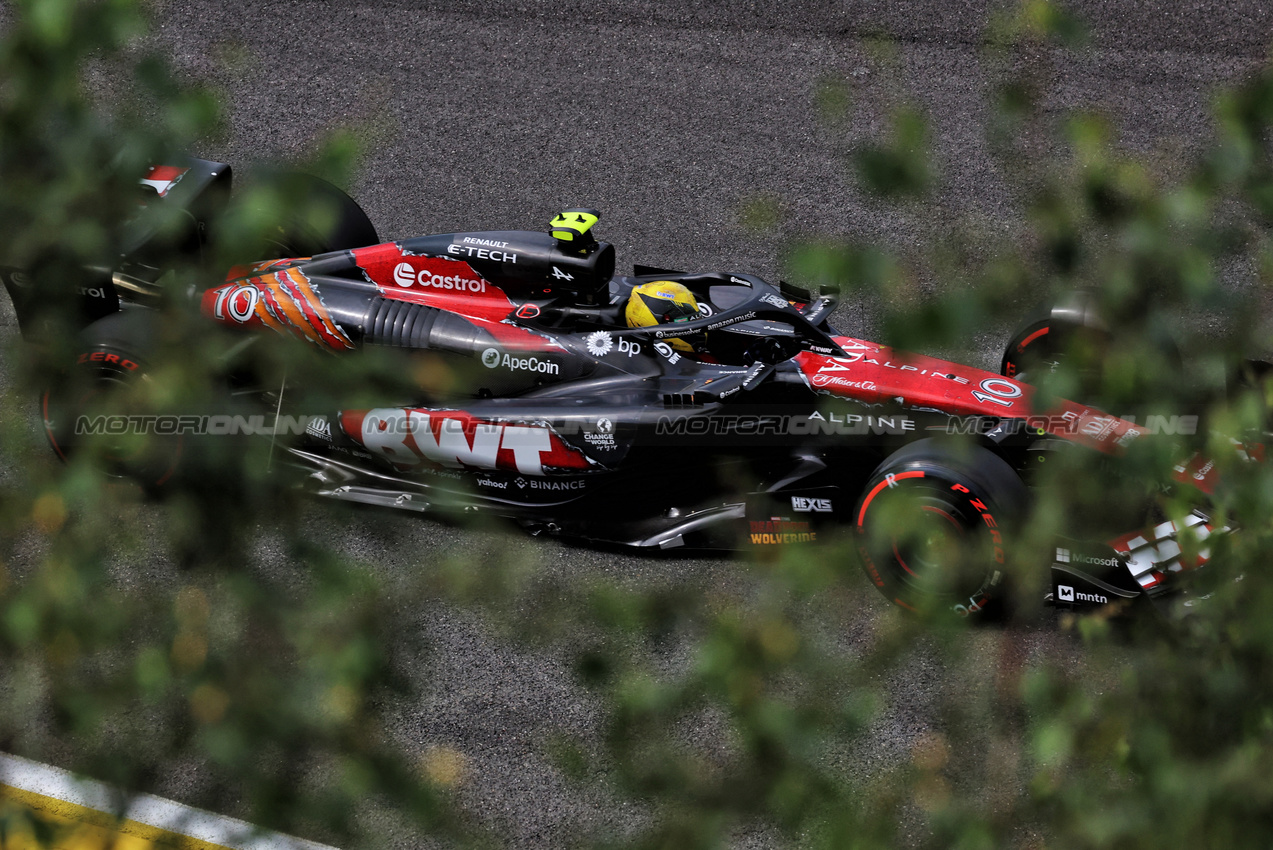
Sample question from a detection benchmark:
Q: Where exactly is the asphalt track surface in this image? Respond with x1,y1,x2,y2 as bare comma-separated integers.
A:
1,1,1269,846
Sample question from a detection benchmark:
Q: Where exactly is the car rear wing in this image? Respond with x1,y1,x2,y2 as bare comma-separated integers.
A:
0,157,231,343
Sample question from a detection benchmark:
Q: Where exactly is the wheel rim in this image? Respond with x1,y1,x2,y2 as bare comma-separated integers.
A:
43,366,182,487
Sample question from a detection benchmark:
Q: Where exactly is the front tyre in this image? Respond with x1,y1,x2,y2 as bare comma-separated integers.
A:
1000,317,1057,384
854,439,1028,618
1000,292,1182,393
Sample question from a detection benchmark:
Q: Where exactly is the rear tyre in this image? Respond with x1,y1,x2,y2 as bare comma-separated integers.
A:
854,439,1028,618
252,173,379,258
41,311,182,490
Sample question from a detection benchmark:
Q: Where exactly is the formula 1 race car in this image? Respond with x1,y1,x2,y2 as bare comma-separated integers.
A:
0,157,1239,619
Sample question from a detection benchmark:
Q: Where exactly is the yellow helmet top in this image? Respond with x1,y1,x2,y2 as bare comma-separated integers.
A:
625,281,701,352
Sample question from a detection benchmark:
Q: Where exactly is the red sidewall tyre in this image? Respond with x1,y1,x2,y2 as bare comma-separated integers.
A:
854,440,1028,618
41,313,181,490
1000,318,1055,382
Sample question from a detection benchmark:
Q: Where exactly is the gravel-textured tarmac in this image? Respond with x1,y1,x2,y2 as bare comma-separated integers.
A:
1,2,1267,846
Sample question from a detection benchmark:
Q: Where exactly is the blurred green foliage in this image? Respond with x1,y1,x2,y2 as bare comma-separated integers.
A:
2,0,1273,849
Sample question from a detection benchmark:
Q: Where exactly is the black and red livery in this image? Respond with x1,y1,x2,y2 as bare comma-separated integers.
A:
1,157,1240,619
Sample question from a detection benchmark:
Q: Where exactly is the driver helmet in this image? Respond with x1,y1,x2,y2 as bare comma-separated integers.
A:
625,281,701,352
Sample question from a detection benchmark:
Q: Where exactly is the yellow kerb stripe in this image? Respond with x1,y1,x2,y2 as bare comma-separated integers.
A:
0,752,337,850
0,783,232,849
